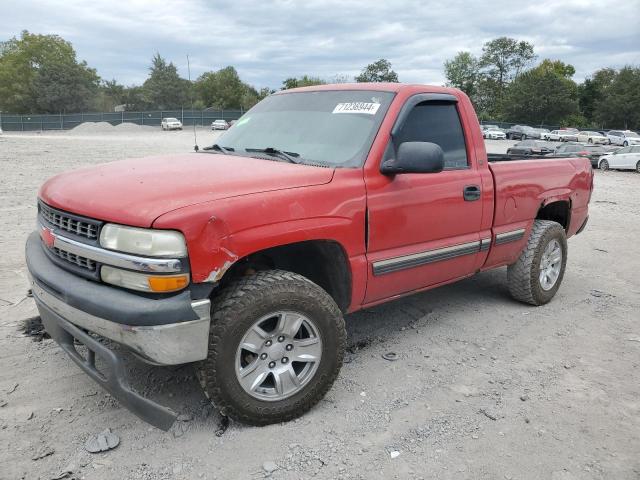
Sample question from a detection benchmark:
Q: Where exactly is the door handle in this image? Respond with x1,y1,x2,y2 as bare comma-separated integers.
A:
463,185,481,201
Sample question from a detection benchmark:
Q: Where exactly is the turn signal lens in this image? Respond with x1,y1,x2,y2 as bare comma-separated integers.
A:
101,266,189,293
148,275,190,292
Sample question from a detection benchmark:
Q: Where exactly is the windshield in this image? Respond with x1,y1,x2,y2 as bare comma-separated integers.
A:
213,90,395,167
165,118,179,122
626,131,639,138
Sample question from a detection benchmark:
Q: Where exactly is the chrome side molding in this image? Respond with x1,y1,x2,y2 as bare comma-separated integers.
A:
494,228,526,245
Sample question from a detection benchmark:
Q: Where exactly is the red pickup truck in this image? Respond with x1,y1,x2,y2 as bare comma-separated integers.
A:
26,83,592,430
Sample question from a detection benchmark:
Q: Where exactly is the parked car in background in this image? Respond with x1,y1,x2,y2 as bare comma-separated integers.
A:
506,125,539,140
543,130,564,141
211,119,230,130
598,145,640,172
546,143,608,167
161,118,183,130
536,128,550,139
559,129,579,142
576,131,608,144
483,128,506,140
506,140,555,156
482,124,503,132
606,130,640,146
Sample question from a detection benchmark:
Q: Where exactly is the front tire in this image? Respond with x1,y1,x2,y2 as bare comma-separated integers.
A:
600,159,609,171
507,220,567,306
623,141,629,147
199,270,345,426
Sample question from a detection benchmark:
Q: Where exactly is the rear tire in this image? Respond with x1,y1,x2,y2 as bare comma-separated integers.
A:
507,220,567,306
588,138,593,144
636,161,640,173
199,270,345,426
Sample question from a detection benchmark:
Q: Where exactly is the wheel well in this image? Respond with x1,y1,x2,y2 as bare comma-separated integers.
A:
222,240,352,313
536,201,570,230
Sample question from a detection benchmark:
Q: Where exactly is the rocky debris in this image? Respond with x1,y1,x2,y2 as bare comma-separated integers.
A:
382,352,398,361
262,461,278,473
590,289,615,298
21,316,50,342
520,394,530,402
32,446,55,461
176,413,193,422
84,428,120,453
389,450,401,459
7,382,19,394
215,415,229,437
51,462,76,480
479,408,498,421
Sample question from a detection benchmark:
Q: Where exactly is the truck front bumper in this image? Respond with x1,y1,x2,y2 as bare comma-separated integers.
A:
26,232,211,430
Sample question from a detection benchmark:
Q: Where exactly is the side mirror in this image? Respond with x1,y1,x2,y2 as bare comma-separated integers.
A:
381,142,444,175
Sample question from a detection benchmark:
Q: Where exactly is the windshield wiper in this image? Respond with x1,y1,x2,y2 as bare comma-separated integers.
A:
203,143,234,154
245,147,301,164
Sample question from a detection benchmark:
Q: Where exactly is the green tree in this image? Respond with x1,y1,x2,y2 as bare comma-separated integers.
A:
121,86,149,111
478,37,536,115
94,79,125,111
196,66,254,109
33,60,100,113
501,60,578,125
281,75,326,90
0,31,100,113
593,66,640,130
142,53,189,109
579,68,616,125
355,59,399,83
444,52,479,98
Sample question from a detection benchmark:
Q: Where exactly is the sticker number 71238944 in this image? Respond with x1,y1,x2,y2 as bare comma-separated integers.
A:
332,102,381,115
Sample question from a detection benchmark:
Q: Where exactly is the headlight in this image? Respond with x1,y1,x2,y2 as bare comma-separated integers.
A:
100,224,187,257
101,266,189,292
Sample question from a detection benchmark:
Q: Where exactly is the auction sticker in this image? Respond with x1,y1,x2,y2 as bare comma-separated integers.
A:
332,102,381,115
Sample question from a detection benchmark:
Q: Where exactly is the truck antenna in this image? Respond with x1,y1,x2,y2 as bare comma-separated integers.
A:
187,54,199,152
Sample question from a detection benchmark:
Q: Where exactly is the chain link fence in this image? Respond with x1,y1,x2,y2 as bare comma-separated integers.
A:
0,109,245,132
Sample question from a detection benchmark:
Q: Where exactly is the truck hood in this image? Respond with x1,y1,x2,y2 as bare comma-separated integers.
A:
40,153,335,227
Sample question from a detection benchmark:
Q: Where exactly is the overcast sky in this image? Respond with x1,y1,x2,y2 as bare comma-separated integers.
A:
1,0,639,89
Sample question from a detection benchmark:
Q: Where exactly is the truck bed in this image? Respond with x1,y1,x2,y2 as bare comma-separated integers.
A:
487,156,592,238
488,153,552,162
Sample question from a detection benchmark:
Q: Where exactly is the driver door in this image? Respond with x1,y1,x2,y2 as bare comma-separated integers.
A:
363,98,484,303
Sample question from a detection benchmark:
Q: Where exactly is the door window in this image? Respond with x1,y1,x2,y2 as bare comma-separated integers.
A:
394,102,468,169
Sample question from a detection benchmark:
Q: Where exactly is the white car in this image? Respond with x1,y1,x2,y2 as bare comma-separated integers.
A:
606,130,640,147
483,128,506,140
576,131,608,144
598,145,640,172
161,117,183,130
211,119,230,130
542,130,575,142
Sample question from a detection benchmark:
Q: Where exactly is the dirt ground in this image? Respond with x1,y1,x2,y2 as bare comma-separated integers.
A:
0,128,639,480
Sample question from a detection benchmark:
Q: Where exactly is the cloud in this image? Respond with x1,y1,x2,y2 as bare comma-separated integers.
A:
1,0,638,88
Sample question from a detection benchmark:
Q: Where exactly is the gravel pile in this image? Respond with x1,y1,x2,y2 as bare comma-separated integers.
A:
68,121,115,135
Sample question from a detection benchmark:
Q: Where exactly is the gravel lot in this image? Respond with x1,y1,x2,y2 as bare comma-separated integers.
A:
1,128,639,480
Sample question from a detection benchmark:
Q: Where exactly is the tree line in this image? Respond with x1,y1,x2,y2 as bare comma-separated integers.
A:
443,36,640,129
0,32,398,115
1,31,638,130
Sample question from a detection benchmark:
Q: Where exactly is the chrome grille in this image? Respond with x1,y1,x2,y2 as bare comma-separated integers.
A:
52,247,97,271
39,202,100,240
